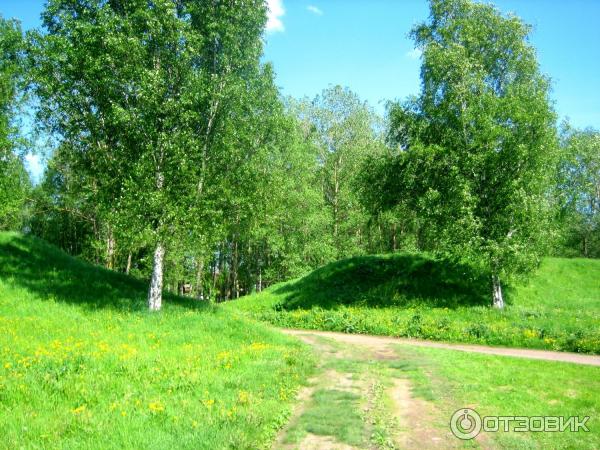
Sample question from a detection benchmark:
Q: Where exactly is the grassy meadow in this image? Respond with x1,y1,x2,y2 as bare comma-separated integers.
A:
391,345,600,449
0,232,314,449
228,253,600,354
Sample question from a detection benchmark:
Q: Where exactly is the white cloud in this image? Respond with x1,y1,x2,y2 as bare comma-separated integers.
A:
266,0,285,33
406,48,422,60
307,5,323,16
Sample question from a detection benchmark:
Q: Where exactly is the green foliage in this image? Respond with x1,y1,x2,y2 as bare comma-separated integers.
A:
28,0,277,307
362,0,559,303
0,15,29,231
289,86,387,259
0,232,314,448
27,147,97,257
229,255,600,354
555,124,600,257
0,154,29,231
0,14,23,151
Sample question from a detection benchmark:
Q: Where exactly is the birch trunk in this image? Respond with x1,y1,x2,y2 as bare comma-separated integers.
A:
258,266,262,293
106,229,115,270
492,273,504,309
233,238,239,299
148,243,165,311
125,252,132,275
195,259,204,300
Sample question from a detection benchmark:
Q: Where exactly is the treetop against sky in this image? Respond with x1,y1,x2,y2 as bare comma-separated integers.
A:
2,0,599,179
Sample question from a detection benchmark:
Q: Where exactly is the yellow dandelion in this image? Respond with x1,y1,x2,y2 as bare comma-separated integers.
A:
238,390,249,404
216,351,230,360
72,405,86,415
148,401,164,413
249,342,268,351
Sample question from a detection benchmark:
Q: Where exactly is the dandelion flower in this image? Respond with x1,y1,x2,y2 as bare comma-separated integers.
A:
72,405,86,414
148,401,165,413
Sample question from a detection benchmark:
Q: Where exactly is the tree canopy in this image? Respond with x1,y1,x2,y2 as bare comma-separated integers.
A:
0,0,595,312
362,0,558,307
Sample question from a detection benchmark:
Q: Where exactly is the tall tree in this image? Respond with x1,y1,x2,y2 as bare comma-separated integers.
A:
556,124,600,257
30,0,268,310
366,0,557,307
0,15,29,231
290,86,385,259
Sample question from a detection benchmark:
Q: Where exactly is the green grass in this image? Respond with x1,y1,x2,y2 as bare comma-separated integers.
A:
279,338,402,449
0,232,314,449
227,253,600,353
389,346,600,449
285,389,366,446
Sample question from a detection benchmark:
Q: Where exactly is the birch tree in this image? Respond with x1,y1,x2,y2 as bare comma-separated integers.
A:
556,125,600,257
31,0,268,310
291,86,385,258
370,0,557,307
0,15,29,231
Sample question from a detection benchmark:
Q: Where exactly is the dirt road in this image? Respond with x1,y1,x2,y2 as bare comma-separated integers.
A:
281,329,600,367
275,329,599,449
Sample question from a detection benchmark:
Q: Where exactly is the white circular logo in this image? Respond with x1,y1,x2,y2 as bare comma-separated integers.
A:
450,408,482,440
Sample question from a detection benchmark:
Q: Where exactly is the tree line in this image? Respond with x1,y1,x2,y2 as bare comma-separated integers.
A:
0,0,598,310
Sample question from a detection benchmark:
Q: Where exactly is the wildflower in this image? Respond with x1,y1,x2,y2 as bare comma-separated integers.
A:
523,329,538,339
148,401,165,413
216,351,230,360
72,405,86,414
238,390,249,404
249,342,268,351
202,399,215,409
279,387,288,401
121,411,127,417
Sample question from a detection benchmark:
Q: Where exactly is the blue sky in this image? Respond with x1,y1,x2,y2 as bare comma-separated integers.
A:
2,0,600,179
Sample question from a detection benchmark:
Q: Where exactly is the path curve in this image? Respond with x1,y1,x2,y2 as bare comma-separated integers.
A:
281,329,600,367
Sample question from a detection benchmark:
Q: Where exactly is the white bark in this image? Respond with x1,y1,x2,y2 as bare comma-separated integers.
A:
148,243,165,311
258,266,262,293
492,273,504,309
125,252,132,275
106,229,115,270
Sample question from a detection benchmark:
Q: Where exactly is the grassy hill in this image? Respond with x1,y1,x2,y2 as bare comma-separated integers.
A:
229,253,600,354
0,232,313,449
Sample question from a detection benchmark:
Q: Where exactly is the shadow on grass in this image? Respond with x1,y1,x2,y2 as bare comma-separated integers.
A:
272,253,490,310
0,233,209,312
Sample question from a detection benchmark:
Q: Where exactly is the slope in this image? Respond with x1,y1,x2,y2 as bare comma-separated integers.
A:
0,232,313,449
229,253,600,354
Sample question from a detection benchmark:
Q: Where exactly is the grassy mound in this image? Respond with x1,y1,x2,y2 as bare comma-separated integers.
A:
229,253,600,354
0,232,313,449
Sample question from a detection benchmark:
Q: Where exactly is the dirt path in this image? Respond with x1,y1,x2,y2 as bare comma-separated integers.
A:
276,329,599,449
275,332,462,450
281,329,600,367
